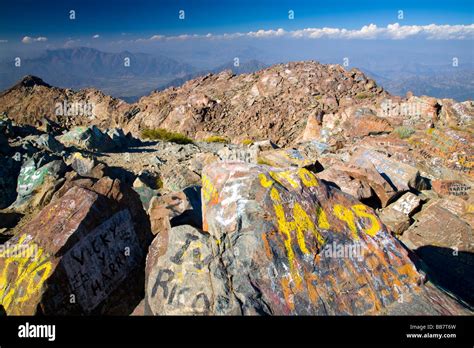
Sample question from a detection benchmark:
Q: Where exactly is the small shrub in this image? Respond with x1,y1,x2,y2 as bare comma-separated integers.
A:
393,126,415,139
355,92,371,99
242,139,254,146
155,176,163,189
141,128,193,144
204,135,230,144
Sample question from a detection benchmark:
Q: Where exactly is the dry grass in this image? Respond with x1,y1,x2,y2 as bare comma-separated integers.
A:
141,128,193,144
204,135,230,144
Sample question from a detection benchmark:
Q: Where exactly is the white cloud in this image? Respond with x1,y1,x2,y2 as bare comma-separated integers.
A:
92,34,100,39
130,23,474,43
22,36,48,44
248,28,286,38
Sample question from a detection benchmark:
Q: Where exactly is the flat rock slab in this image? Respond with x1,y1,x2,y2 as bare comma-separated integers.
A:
257,149,314,168
401,204,473,253
352,149,424,192
432,180,472,199
400,204,474,307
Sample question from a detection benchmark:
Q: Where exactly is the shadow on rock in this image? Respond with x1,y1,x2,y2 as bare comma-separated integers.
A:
414,245,474,308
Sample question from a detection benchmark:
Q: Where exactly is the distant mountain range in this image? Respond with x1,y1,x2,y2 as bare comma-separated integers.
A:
0,47,268,102
361,63,474,101
0,47,471,102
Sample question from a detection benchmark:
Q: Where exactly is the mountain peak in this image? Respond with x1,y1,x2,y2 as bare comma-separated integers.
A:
17,75,51,88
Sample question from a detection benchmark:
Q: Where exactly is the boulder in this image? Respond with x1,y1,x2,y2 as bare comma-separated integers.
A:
57,126,116,152
147,186,202,235
439,100,474,128
377,190,423,234
378,209,411,235
132,177,159,211
107,128,139,148
399,203,474,306
400,204,473,253
257,148,314,168
12,158,67,210
301,111,323,142
179,161,467,314
161,165,201,192
352,149,427,192
145,225,240,315
385,192,422,217
33,134,65,154
0,177,152,315
317,167,372,201
70,152,96,177
432,180,472,199
344,108,393,138
329,163,397,207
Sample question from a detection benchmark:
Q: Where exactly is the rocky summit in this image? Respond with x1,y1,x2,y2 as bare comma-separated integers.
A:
0,61,473,316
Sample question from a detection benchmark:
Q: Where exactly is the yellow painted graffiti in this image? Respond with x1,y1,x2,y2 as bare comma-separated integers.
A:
352,204,381,237
333,204,359,240
333,204,382,239
270,186,326,286
297,168,319,187
257,169,386,312
316,206,330,230
259,173,274,188
0,235,53,313
201,174,219,204
269,170,299,188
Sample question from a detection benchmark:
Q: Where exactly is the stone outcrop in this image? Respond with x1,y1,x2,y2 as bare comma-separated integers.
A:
0,177,152,315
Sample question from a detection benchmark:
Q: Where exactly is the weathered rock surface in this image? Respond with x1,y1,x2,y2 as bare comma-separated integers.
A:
145,225,240,315
147,186,202,235
57,126,117,152
142,161,469,315
399,203,474,307
0,76,129,129
12,157,67,210
0,61,473,316
352,149,427,192
0,177,152,315
127,62,388,146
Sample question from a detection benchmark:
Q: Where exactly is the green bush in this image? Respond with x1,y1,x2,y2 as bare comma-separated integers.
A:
355,92,371,99
141,128,193,144
204,135,230,144
155,176,163,189
393,126,415,139
242,139,254,146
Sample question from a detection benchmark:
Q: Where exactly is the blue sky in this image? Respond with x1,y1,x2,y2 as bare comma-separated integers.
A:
0,0,473,41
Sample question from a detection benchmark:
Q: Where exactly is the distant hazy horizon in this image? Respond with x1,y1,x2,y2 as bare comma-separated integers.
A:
0,0,472,101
